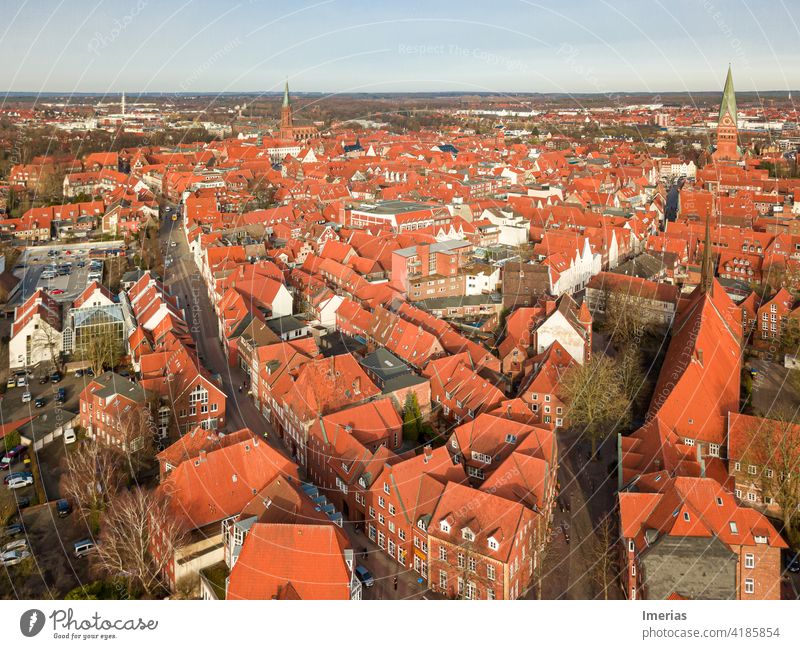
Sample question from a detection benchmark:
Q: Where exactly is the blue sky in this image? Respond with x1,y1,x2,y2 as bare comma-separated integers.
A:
1,0,798,94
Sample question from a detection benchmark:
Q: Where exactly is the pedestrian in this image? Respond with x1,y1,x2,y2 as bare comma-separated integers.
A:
393,576,398,591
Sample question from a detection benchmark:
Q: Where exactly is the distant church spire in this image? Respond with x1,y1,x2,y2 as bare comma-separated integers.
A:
121,91,126,116
713,64,741,162
283,79,290,108
700,212,715,295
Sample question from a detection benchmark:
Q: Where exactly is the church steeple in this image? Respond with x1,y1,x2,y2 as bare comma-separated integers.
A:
700,212,715,295
712,65,741,162
280,79,293,139
719,64,737,123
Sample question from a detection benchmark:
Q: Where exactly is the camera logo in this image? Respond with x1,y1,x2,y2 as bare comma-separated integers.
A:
20,609,46,637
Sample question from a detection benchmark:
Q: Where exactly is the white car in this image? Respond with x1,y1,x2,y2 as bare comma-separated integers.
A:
21,391,32,403
2,539,27,553
63,429,77,445
6,476,33,490
16,375,27,387
1,549,30,566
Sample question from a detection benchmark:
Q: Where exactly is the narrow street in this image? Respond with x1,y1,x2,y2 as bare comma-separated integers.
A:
158,214,278,442
157,214,431,595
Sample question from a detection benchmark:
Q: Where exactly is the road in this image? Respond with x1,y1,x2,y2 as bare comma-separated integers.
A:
157,213,431,599
157,214,280,441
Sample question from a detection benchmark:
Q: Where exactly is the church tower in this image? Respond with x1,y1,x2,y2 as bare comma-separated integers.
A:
280,79,293,139
712,65,741,162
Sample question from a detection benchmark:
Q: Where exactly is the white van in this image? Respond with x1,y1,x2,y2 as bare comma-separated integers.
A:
40,270,55,280
73,540,97,558
63,429,77,445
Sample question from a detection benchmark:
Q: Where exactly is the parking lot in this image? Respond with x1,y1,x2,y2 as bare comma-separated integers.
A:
0,500,93,598
9,241,125,308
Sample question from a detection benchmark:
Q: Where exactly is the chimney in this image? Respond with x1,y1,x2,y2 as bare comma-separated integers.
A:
198,450,207,462
353,377,361,394
424,445,433,461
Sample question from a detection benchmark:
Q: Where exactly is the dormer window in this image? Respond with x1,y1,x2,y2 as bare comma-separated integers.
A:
488,537,499,551
462,528,475,542
440,521,450,533
505,434,517,444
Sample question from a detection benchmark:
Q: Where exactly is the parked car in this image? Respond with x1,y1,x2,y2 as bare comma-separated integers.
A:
34,397,46,408
56,387,66,403
57,499,71,517
74,369,84,378
73,539,97,558
16,375,27,387
63,428,76,445
3,523,23,537
3,471,31,485
7,475,34,489
15,495,31,509
1,446,27,469
50,372,62,383
38,375,49,385
21,391,32,403
51,288,65,295
354,565,374,588
6,377,16,389
1,549,31,566
787,552,800,574
2,538,27,553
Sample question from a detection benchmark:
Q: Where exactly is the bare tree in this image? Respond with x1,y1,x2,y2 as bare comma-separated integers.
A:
30,320,63,372
59,438,125,524
743,407,800,548
74,327,124,377
558,355,631,457
95,488,186,597
589,516,618,600
116,402,156,479
600,286,656,345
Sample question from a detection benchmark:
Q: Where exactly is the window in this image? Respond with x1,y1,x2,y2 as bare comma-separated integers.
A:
631,564,636,577
745,578,754,594
748,465,757,475
379,514,385,525
628,539,635,552
747,492,756,502
439,547,447,561
458,553,465,569
735,489,742,499
745,553,755,569
439,571,447,590
369,507,375,518
399,528,406,541
440,521,450,533
383,483,390,494
683,438,694,447
708,443,720,457
683,512,690,522
488,538,499,551
487,588,495,600
468,556,476,572
462,528,475,541
766,468,774,478
379,496,386,508
734,461,741,471
729,521,738,534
